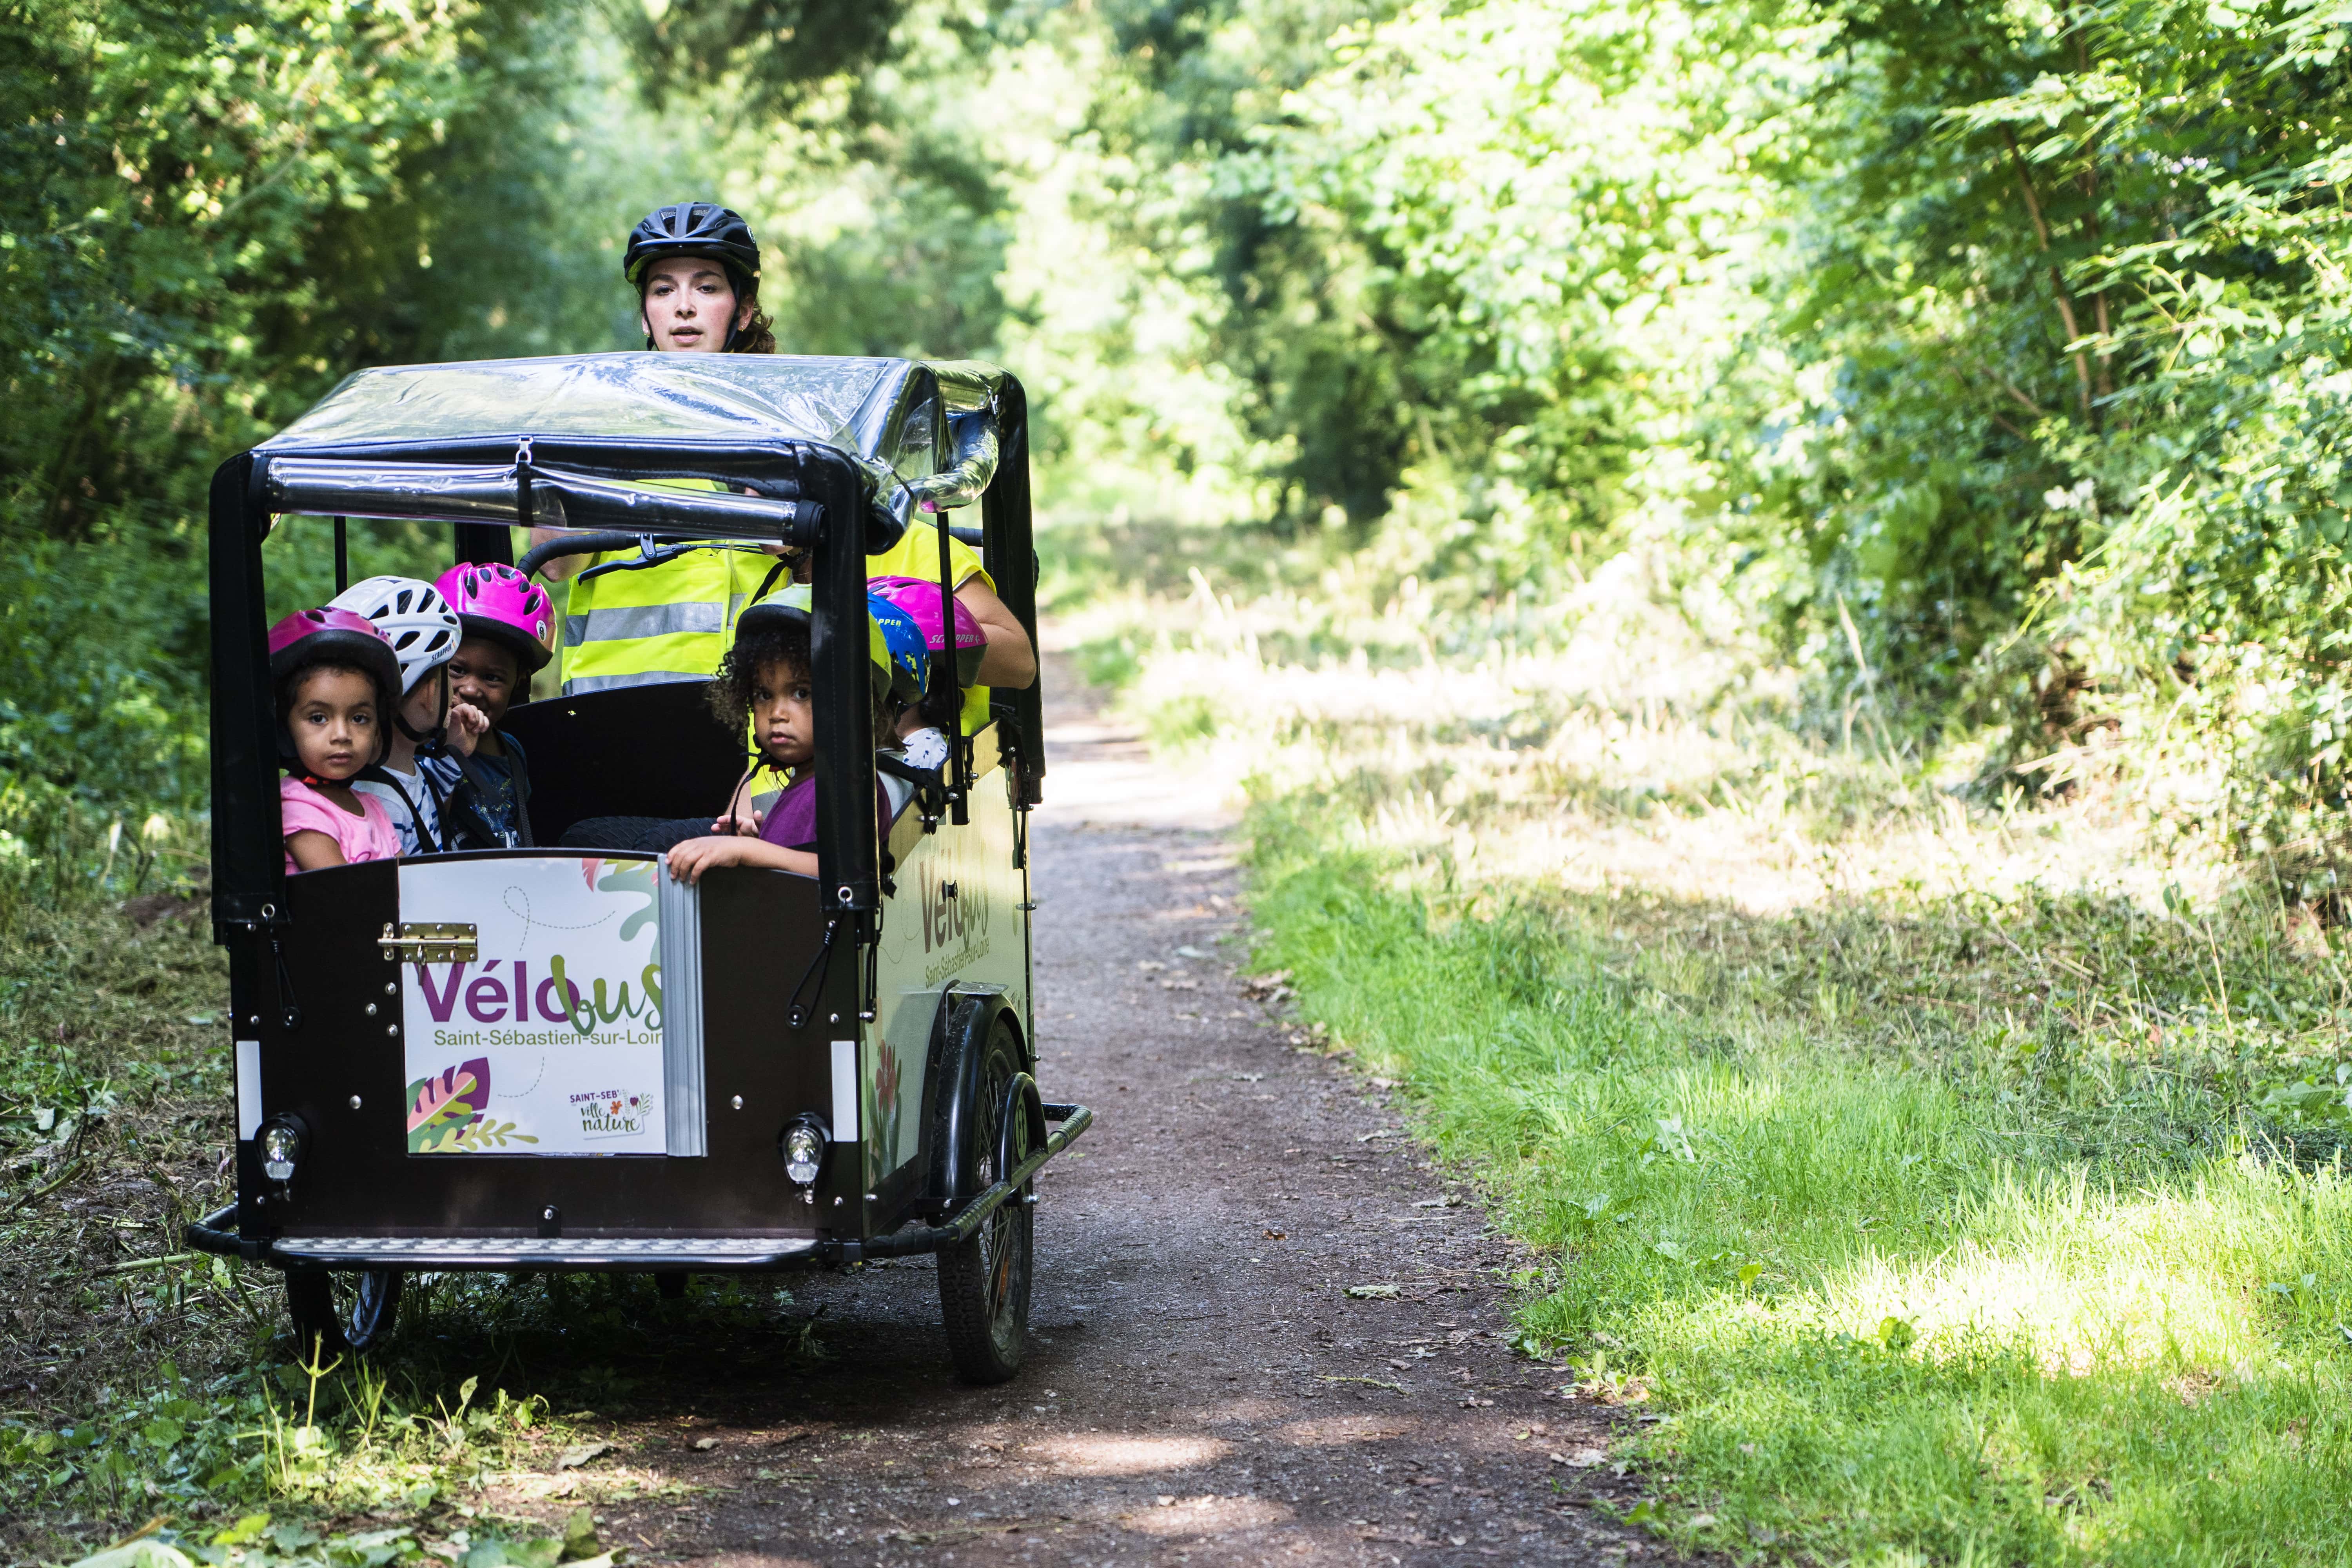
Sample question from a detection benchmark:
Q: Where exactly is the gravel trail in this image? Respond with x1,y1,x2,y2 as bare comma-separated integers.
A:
554,675,1655,1566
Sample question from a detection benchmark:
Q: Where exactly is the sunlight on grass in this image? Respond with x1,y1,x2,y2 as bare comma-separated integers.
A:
1041,511,2352,1562
1244,824,2352,1562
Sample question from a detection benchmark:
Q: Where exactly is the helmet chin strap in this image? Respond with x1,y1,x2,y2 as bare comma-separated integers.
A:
394,711,449,750
394,673,452,755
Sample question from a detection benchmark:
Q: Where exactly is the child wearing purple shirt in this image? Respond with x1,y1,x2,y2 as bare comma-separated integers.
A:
665,587,909,885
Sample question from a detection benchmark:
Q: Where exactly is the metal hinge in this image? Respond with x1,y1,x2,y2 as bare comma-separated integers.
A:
379,922,478,964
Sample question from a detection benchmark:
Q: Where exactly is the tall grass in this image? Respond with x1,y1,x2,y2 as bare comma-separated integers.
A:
1246,806,2352,1563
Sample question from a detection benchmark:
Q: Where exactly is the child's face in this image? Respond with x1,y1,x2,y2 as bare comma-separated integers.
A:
288,668,380,781
751,658,815,768
448,639,520,726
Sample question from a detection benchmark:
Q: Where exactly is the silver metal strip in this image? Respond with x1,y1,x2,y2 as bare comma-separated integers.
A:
659,862,706,1156
236,1040,261,1140
270,1235,820,1268
564,601,731,646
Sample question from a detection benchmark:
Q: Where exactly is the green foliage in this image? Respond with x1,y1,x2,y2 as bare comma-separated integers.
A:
620,0,908,118
1042,0,2352,860
1728,0,2352,704
0,0,617,529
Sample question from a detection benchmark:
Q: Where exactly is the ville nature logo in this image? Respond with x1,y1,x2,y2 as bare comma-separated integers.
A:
570,1087,657,1137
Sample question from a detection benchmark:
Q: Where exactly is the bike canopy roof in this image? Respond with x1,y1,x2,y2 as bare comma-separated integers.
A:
210,352,1038,937
255,353,1018,540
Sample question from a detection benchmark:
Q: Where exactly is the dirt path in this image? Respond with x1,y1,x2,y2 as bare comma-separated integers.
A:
554,669,1653,1566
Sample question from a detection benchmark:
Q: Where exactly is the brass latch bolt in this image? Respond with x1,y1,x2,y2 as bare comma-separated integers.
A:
379,922,479,963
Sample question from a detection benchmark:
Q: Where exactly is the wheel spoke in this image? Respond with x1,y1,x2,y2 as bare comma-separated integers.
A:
988,1227,1013,1314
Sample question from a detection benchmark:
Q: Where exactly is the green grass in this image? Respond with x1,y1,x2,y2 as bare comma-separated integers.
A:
1245,799,2352,1565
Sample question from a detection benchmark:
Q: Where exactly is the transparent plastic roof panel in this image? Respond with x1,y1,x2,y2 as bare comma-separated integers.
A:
260,354,900,456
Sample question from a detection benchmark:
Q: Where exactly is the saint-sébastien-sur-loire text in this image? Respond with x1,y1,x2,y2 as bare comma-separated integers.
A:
919,830,993,987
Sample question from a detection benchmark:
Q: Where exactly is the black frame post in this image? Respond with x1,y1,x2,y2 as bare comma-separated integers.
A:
210,454,283,1248
982,377,1044,806
806,450,880,935
210,455,283,936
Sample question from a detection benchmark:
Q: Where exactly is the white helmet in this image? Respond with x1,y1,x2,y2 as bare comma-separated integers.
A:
328,575,460,695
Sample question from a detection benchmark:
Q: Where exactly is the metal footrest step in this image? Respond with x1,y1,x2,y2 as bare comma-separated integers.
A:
267,1234,822,1270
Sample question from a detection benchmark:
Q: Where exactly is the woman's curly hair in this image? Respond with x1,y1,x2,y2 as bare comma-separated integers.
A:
723,265,776,354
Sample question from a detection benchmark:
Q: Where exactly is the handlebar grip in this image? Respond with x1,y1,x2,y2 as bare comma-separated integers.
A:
515,531,648,579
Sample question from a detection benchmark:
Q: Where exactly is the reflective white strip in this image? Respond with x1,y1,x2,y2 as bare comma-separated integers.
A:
564,600,730,646
236,1039,262,1140
659,862,706,1157
559,670,711,695
831,1040,857,1142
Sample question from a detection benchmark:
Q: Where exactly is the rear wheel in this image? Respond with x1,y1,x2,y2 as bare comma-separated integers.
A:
936,1015,1033,1384
284,1269,403,1360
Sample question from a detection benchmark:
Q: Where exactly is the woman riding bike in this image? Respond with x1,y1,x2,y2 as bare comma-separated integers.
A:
535,201,1036,711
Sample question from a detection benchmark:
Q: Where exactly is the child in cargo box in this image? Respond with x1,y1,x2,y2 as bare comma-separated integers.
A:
269,608,404,873
662,586,917,883
423,562,554,848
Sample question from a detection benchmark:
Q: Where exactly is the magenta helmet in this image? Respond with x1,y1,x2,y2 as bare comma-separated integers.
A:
268,608,402,773
434,562,554,673
268,607,403,701
867,576,987,688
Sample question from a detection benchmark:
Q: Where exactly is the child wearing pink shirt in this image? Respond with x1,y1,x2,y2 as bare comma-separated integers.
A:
267,608,405,873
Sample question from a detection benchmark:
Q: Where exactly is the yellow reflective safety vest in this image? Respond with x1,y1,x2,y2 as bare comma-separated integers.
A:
557,544,782,695
559,518,998,730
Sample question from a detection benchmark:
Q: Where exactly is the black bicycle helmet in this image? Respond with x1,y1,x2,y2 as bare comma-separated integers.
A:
623,202,762,289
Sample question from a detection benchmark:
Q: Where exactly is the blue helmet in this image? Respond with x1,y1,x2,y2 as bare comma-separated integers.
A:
868,592,929,703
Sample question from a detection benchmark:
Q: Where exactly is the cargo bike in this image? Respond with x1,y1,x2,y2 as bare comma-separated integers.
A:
186,353,1088,1383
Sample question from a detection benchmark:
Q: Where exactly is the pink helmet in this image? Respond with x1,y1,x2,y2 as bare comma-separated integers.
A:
268,607,403,700
867,576,987,689
268,608,402,774
434,562,554,673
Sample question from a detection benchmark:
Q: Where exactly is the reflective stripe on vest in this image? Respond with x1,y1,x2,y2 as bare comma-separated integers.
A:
559,543,762,696
562,669,723,694
563,598,739,646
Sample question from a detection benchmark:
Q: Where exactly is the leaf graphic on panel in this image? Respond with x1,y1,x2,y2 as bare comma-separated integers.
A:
405,1058,491,1152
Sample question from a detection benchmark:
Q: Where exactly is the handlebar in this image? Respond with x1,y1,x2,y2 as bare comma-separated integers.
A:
516,531,657,579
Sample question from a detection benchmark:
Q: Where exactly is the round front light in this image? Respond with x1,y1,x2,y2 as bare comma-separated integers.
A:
258,1116,306,1184
780,1115,828,1186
